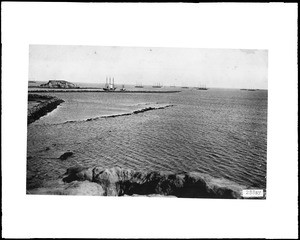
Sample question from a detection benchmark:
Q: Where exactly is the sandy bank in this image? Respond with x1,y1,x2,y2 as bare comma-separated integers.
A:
28,94,64,124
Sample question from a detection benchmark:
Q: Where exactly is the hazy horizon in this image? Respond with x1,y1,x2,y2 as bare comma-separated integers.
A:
29,45,268,89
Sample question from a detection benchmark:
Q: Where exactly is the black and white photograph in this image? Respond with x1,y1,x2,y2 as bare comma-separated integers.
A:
27,45,268,199
2,2,298,239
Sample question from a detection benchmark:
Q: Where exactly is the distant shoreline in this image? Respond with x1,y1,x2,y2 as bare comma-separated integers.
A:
28,89,181,93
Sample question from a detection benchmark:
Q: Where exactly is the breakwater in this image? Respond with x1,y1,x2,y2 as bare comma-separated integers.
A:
28,94,64,124
83,104,174,122
42,104,175,125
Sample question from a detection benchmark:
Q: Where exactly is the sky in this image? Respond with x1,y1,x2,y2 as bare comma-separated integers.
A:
29,45,268,89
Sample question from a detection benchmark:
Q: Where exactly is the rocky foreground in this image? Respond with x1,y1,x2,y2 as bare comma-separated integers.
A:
28,94,64,124
28,166,247,198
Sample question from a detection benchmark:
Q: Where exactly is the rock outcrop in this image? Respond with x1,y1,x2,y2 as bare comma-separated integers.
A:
60,166,246,198
40,80,79,89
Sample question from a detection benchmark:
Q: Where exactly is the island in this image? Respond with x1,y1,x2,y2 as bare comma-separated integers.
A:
40,80,79,89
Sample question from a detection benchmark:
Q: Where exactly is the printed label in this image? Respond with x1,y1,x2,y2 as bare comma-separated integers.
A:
242,189,264,198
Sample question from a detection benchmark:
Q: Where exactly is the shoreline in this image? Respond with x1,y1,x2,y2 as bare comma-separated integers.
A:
28,94,64,124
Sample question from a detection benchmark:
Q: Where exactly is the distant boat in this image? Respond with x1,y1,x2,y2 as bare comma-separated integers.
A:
135,83,144,88
120,84,126,91
103,77,117,91
181,82,189,89
240,88,257,91
196,84,208,90
152,83,163,88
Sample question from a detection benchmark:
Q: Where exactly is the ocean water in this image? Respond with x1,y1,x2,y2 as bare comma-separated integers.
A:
27,88,267,191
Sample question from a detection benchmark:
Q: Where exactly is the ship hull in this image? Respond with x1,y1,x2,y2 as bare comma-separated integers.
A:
103,88,117,92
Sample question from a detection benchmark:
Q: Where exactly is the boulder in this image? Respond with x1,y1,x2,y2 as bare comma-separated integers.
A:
59,151,74,160
63,166,93,182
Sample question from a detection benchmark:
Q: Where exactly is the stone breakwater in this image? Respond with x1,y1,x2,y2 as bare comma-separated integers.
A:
28,94,64,124
58,104,174,124
29,166,247,198
89,105,174,120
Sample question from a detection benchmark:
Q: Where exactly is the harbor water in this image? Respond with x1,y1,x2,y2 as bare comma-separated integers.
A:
27,88,267,191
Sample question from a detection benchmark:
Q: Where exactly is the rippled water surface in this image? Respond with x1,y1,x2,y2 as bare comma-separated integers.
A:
27,89,267,190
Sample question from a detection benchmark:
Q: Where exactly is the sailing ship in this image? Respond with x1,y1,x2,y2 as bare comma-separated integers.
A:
135,83,144,88
241,79,257,91
240,87,257,91
152,83,163,88
103,77,117,91
196,83,208,90
181,82,189,89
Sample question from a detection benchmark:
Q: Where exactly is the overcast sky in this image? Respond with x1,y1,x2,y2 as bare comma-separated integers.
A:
29,45,268,89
